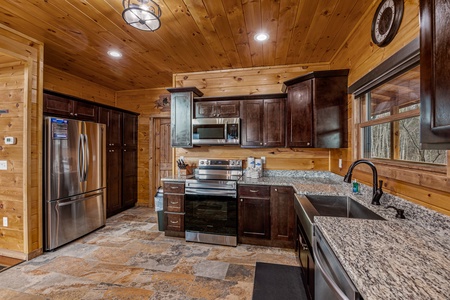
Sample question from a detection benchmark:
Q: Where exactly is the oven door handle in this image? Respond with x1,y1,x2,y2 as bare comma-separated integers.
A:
185,189,236,198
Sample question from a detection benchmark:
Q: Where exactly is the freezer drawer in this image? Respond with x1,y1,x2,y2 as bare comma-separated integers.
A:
45,190,105,251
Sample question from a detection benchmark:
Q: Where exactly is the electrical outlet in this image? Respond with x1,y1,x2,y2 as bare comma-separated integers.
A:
3,217,8,227
338,159,343,169
0,160,7,170
261,156,266,164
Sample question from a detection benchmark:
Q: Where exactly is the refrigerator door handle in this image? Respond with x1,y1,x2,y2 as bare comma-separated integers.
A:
78,134,84,182
84,134,90,182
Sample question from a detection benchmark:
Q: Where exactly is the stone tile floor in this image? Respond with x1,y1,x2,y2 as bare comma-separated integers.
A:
0,206,299,299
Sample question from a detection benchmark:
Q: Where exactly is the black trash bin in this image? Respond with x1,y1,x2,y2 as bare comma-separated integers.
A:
154,186,164,231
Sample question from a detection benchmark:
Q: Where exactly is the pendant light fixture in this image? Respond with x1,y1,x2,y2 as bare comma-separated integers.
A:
122,0,161,32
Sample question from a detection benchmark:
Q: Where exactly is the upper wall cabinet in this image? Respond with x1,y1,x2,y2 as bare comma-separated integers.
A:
420,0,450,149
283,70,349,148
195,100,240,118
241,97,286,148
44,93,97,121
168,87,203,148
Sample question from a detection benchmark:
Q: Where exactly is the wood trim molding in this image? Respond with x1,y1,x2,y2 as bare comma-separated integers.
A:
349,37,419,97
359,109,420,127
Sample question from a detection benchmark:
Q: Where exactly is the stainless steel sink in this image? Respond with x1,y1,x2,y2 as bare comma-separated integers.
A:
295,195,384,244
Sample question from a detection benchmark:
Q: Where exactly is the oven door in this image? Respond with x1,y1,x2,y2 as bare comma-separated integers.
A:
185,192,237,246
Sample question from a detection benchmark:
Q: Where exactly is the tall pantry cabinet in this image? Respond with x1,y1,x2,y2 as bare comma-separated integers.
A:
98,108,138,217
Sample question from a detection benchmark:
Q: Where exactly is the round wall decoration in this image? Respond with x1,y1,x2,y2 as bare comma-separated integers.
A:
371,0,404,47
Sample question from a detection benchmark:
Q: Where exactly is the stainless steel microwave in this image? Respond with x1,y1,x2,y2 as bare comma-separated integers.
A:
192,118,240,145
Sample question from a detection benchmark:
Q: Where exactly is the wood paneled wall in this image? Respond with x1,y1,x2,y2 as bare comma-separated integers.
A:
330,0,450,216
0,24,43,259
43,66,116,106
116,88,169,207
173,63,333,173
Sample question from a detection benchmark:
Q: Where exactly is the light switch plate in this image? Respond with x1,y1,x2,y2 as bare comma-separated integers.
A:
0,160,7,170
338,159,343,169
3,217,7,227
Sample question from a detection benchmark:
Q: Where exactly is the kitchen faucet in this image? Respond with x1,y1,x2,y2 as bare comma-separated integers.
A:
343,159,383,205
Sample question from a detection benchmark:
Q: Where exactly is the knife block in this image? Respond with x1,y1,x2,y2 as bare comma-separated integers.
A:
178,165,192,178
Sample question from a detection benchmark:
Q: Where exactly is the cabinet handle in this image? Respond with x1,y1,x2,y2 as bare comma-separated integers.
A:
170,201,178,205
170,220,179,224
249,189,259,193
170,186,179,190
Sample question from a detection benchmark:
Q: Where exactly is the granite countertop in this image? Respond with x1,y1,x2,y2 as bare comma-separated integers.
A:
163,170,450,299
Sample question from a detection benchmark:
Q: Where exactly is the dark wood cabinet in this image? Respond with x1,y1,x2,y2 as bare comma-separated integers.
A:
195,100,240,118
283,70,349,148
296,216,315,300
168,87,203,148
270,186,295,244
98,108,138,217
420,0,450,149
241,98,285,147
44,93,97,121
238,185,271,240
163,182,185,236
106,147,122,214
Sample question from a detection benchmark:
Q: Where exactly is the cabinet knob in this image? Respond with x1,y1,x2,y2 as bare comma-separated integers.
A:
112,150,114,152
274,188,278,192
70,113,74,116
124,149,127,152
124,144,127,146
260,142,263,145
240,199,243,202
74,113,78,116
307,142,310,146
264,143,267,145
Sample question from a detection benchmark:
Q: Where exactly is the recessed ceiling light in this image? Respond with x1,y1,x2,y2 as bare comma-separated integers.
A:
254,33,269,42
107,50,122,58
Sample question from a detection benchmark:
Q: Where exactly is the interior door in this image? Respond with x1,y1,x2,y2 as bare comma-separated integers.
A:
151,117,171,204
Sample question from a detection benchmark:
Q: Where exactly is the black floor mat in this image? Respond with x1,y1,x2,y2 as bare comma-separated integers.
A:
252,262,307,300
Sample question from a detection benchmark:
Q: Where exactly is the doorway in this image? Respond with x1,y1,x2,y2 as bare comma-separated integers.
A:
149,115,172,207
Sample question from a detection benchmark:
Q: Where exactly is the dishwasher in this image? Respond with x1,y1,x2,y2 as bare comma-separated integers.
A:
313,227,363,300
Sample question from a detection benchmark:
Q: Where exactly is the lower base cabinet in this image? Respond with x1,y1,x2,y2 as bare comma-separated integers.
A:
238,184,294,248
163,182,185,237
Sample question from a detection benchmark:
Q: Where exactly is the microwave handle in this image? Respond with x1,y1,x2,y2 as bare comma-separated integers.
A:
224,121,228,140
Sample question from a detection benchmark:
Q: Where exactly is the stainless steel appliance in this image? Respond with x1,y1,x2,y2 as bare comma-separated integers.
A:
192,118,240,145
44,117,106,251
313,227,362,300
185,159,243,246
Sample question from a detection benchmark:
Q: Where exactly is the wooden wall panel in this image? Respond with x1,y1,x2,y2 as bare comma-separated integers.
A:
0,23,43,260
173,63,333,174
43,65,116,106
329,0,450,216
115,88,169,207
174,63,331,96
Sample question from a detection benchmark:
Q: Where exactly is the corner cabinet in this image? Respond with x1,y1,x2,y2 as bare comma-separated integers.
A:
241,97,286,147
167,87,203,148
420,0,450,149
283,70,349,148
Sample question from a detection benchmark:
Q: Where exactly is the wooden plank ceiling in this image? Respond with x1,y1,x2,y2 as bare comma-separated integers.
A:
0,0,375,91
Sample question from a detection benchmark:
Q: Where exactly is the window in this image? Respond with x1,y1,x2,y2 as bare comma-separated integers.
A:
357,65,447,165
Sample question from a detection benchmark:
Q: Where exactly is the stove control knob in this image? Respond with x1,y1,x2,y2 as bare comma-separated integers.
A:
200,161,204,165
231,161,235,165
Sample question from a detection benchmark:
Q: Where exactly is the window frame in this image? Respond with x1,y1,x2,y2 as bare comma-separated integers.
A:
349,38,447,174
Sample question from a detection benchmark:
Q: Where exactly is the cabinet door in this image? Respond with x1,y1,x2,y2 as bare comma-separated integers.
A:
238,197,270,239
286,81,313,147
73,101,97,121
99,108,122,147
420,0,450,148
171,92,193,147
216,101,240,117
270,186,294,241
106,148,122,217
241,100,264,147
43,93,73,117
122,148,137,208
195,102,216,118
264,99,286,147
123,113,138,147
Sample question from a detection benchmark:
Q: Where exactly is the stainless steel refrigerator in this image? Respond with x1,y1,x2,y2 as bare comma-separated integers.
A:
44,117,106,251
